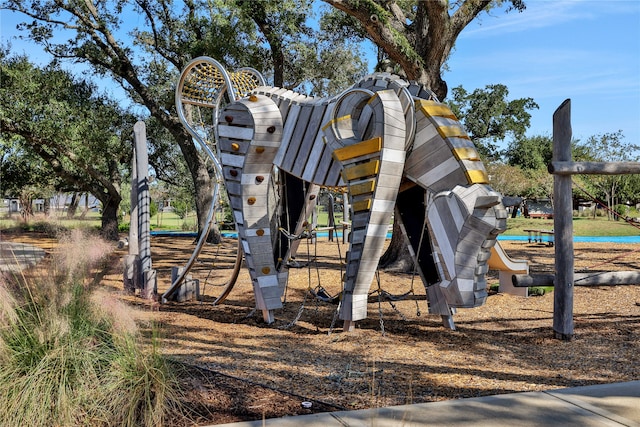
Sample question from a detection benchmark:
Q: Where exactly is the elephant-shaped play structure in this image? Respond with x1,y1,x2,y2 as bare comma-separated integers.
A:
172,57,509,330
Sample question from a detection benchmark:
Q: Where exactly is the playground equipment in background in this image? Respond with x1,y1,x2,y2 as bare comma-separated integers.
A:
168,56,531,330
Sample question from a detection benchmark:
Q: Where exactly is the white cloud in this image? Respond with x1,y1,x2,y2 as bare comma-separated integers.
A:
460,0,638,39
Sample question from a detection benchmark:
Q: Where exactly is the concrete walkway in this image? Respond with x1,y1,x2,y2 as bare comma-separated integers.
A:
214,381,640,427
0,241,46,273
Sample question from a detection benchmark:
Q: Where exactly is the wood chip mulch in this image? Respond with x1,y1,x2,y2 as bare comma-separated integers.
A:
5,231,640,425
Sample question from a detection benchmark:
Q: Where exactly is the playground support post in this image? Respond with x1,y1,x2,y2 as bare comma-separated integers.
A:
552,99,574,341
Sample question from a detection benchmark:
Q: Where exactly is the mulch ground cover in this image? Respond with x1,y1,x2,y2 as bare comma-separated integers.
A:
3,229,640,425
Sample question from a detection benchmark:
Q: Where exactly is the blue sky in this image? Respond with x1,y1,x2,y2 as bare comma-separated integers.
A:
2,1,639,152
439,0,640,150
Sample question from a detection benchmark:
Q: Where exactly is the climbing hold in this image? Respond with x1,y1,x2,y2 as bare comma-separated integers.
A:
255,176,265,183
247,197,256,205
231,143,240,151
225,115,234,123
267,125,276,133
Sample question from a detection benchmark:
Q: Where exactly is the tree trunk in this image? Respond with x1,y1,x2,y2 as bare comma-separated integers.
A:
191,157,221,243
67,192,79,218
80,193,90,219
379,220,414,273
100,196,121,241
19,192,33,222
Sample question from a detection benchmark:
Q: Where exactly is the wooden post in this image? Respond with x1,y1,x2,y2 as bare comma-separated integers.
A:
549,161,640,175
552,99,574,341
129,145,139,256
328,193,335,242
342,190,350,244
124,144,139,293
513,271,640,287
134,121,156,299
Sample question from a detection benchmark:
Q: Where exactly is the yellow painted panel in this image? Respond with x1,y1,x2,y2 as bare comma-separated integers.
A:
343,160,380,181
350,179,376,196
437,125,470,140
417,100,457,120
352,199,372,212
333,137,382,162
452,147,480,161
465,169,490,184
321,114,351,131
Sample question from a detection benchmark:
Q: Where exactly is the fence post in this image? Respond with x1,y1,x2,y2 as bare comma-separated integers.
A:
552,99,574,340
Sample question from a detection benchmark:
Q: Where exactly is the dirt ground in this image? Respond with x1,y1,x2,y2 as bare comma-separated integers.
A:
4,230,640,425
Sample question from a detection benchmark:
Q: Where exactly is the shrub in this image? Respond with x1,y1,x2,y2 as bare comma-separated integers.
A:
0,231,181,426
20,220,69,235
614,204,629,220
181,219,196,231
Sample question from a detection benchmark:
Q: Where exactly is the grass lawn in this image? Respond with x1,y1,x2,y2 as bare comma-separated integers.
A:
503,216,640,237
3,210,638,237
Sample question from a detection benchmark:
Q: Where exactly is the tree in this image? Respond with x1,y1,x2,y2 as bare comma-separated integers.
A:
576,131,640,220
0,54,132,239
448,84,538,160
486,163,529,198
2,0,366,242
0,138,56,219
506,134,552,171
504,134,554,201
322,0,525,100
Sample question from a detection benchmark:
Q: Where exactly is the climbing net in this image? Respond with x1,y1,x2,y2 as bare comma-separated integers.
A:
275,188,425,334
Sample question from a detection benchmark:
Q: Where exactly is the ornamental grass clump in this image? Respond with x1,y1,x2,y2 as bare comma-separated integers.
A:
0,230,180,426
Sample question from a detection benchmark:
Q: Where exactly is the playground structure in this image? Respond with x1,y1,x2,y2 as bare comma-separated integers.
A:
120,58,640,338
161,56,538,331
115,55,640,343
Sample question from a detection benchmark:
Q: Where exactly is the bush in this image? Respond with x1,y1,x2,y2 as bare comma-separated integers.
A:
181,219,196,231
0,231,181,426
614,204,629,220
20,220,69,235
